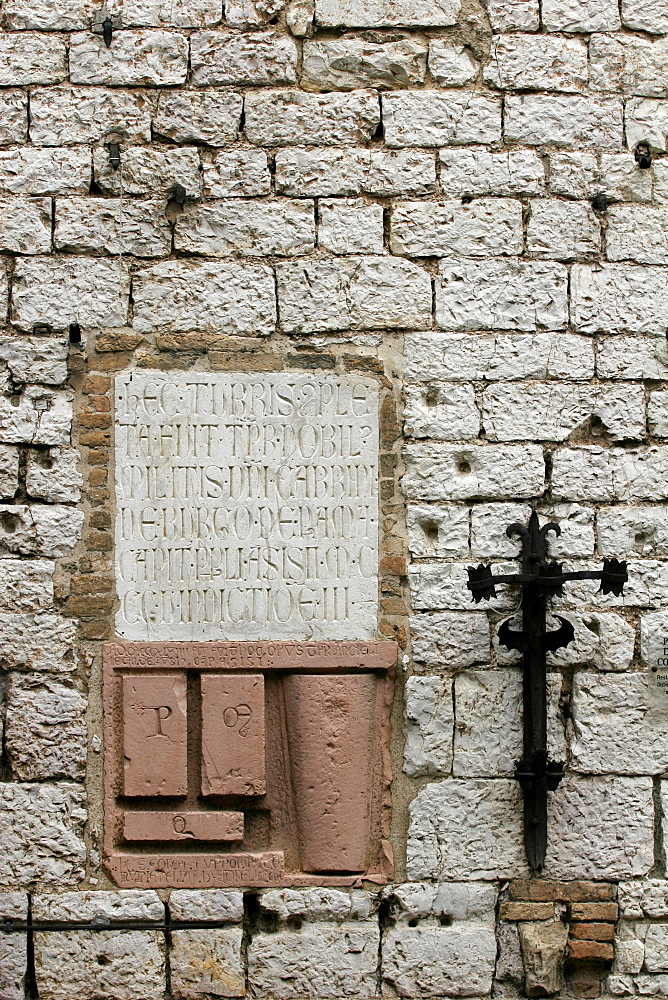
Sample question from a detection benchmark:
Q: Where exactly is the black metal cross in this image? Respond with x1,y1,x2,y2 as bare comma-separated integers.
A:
467,510,627,872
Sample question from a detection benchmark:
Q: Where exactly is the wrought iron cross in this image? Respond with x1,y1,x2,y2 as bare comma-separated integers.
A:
467,511,627,872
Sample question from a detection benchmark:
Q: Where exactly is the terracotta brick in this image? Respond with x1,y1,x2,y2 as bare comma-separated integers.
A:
83,375,111,394
380,395,400,448
508,881,614,903
209,352,283,372
380,556,407,576
70,575,112,595
87,449,109,465
79,430,110,446
569,923,615,942
92,352,133,372
500,901,555,921
568,940,614,962
570,903,618,922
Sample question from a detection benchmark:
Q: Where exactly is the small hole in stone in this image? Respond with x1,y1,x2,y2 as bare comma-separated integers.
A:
408,918,419,927
10,395,20,408
37,454,54,469
0,511,20,534
584,618,600,636
421,520,439,543
424,386,439,407
456,459,471,474
439,915,453,927
97,955,110,967
69,323,81,344
461,195,473,204
286,916,303,931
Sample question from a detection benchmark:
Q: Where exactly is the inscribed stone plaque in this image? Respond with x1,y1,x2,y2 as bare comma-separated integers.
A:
122,674,188,797
201,674,265,797
114,372,379,641
645,631,668,708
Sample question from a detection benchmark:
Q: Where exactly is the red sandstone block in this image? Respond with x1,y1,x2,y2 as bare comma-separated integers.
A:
124,811,244,842
568,940,614,962
201,674,265,797
123,674,188,797
570,923,615,942
571,903,618,922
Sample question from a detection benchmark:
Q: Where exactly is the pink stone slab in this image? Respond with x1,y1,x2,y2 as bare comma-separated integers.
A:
201,674,265,797
123,811,244,842
122,674,187,797
105,851,286,888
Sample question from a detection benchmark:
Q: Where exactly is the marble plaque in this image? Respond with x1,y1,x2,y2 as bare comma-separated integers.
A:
645,631,668,708
114,373,379,641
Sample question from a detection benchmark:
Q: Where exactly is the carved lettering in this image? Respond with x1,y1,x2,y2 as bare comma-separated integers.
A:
201,674,265,797
122,674,187,797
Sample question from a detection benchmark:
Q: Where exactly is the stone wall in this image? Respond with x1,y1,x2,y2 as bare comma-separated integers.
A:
0,0,667,995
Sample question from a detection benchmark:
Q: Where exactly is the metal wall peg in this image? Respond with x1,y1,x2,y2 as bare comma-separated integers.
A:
467,510,627,872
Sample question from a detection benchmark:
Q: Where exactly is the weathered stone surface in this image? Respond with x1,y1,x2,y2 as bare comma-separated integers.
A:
0,444,19,498
527,199,600,259
315,0,461,26
403,442,545,501
641,611,668,669
12,256,129,331
169,890,244,922
410,561,514,612
191,30,297,85
0,613,76,673
404,383,479,439
0,92,27,147
55,198,171,258
0,337,68,385
410,612,490,671
0,504,84,557
383,921,497,997
259,888,374,921
302,37,427,90
245,90,379,145
544,775,654,879
226,0,289,27
485,34,587,92
428,41,477,85
0,32,66,86
649,391,668,435
154,91,242,144
504,95,623,148
0,893,28,1000
404,675,453,776
318,198,384,254
601,151,653,202
0,148,89,197
553,446,668,502
547,611,634,670
406,504,469,559
607,205,668,265
5,674,86,782
486,0,539,29
590,33,668,97
471,502,594,559
0,560,54,612
619,880,668,920
599,506,668,558
598,336,668,379
171,928,244,999
0,782,86,887
174,199,315,257
519,920,568,998
30,87,153,146
0,197,51,254
69,30,188,86
622,0,668,33
275,148,436,196
407,778,527,880
26,447,83,503
383,92,501,146
571,263,668,334
277,256,431,333
626,97,668,152
436,259,568,331
202,150,270,197
0,386,72,446
2,0,221,27
439,147,543,197
33,890,161,922
93,146,202,197
392,198,523,258
132,261,276,336
549,151,597,198
542,0,620,30
34,930,165,1000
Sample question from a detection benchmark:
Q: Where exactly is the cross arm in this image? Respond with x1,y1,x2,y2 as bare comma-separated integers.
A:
467,558,628,602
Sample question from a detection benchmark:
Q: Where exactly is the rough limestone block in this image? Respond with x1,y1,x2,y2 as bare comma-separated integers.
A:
404,383,479,439
0,92,27,146
557,558,668,610
0,893,28,1000
471,502,595,559
0,504,84,558
190,30,297,85
0,782,86,887
202,149,270,197
544,775,654,879
0,197,50,254
0,560,54,612
383,921,497,997
259,888,374,921
0,386,72,446
619,880,668,920
652,162,668,203
0,445,19,498
3,0,222,27
174,199,315,257
171,929,244,999
69,30,188,86
30,87,154,146
486,0,538,29
644,924,668,973
404,675,454,776
0,0,96,29
245,90,379,145
12,257,129,331
542,0,620,30
390,881,497,924
607,205,668,266
132,261,276,336
439,147,543,197
600,152,653,202
407,778,527,880
383,92,501,147
5,674,86,782
33,890,163,922
409,563,514,613
0,32,66,86
0,613,76,673
504,95,623,148
484,34,587,92
391,198,523,258
409,612,491,669
402,442,545,501
649,392,668,435
93,146,202,197
545,612,634,671
590,33,668,97
553,446,668,502
527,199,600,259
598,336,668,379
405,331,593,381
26,447,83,503
483,384,645,442
0,148,89,197
599,506,668,558
549,151,598,198
428,42,478,85
571,672,668,775
571,263,668,335
0,337,69,385
318,198,384,254
169,890,244,922
406,504,470,559
34,931,165,1000
622,0,668,33
275,148,436,197
302,37,427,91
154,92,242,144
519,921,569,997
277,257,431,333
436,259,568,331
55,198,171,258
641,611,668,670
314,0,461,26
225,0,287,28
627,98,668,154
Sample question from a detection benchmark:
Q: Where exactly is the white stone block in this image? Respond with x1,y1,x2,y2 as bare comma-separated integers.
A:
607,205,668,265
383,91,501,146
0,386,73,446
169,890,244,922
409,612,491,669
504,95,623,148
93,146,202,197
0,560,54,612
245,90,379,145
171,928,244,999
174,199,315,257
315,0,461,26
0,32,66,86
548,151,598,198
622,0,668,33
544,775,653,879
225,0,287,27
2,0,222,27
33,890,163,922
473,503,595,559
409,561,515,612
55,198,171,258
302,37,427,90
527,198,600,259
556,558,668,609
0,337,68,385
277,257,431,333
69,29,188,86
439,147,544,197
406,504,469,559
590,33,668,97
485,0,539,29
154,91,242,145
571,263,668,335
436,259,568,331
1,0,96,29
404,383,479,439
403,442,545,501
600,151,653,202
0,613,77,673
0,893,27,1000
132,260,275,335
26,447,83,503
644,924,668,973
654,162,668,203
0,504,84,558
0,197,50,254
202,149,270,197
389,881,497,923
275,148,436,196
403,675,453,777
391,198,523,257
190,30,297,85
546,611,635,671
649,391,668,436
407,778,527,880
5,675,86,782
383,923,497,997
484,34,587,92
0,148,89,197
259,888,374,921
625,98,668,152
542,0,620,30
0,782,86,887
0,92,27,147
318,199,384,254
34,930,165,1000
428,42,478,86
619,880,668,919
30,87,153,146
553,446,668,501
12,256,129,332
598,336,668,379
599,506,668,559
0,445,19,499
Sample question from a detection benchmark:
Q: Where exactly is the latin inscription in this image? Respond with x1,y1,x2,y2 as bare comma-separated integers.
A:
201,674,266,796
115,373,379,641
